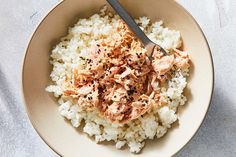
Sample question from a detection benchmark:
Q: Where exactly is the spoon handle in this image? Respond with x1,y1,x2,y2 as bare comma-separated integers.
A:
106,0,151,46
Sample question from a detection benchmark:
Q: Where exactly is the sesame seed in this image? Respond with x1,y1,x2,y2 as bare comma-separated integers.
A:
127,89,135,96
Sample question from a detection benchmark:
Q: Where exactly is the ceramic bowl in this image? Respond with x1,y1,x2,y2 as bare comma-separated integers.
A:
22,0,214,156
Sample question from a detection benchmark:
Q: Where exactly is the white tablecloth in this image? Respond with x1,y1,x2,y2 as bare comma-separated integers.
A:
1,0,236,156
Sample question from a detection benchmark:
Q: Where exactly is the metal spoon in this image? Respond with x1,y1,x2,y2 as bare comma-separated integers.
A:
106,0,167,59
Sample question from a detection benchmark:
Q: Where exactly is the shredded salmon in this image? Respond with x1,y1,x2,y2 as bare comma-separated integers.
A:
63,20,191,123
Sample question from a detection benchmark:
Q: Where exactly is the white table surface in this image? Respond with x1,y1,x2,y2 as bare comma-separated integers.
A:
0,0,236,156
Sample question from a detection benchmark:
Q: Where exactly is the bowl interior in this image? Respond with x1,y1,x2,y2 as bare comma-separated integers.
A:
22,0,213,157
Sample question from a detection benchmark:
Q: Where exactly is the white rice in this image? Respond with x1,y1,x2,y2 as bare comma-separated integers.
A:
46,7,189,153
